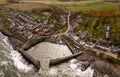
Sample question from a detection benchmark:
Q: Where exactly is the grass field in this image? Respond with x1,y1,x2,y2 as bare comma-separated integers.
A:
51,0,101,5
67,2,117,12
0,0,119,12
47,0,118,12
0,0,7,4
3,3,48,11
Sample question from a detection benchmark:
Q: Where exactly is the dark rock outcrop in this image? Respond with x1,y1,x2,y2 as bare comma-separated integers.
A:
77,52,120,77
81,61,90,71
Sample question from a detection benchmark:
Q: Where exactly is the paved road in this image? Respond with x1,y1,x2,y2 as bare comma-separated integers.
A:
51,11,71,38
65,11,71,35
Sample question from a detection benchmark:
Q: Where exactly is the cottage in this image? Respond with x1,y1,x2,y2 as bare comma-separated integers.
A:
49,24,54,28
84,42,95,48
42,12,52,16
70,34,79,41
59,15,66,25
110,46,120,52
106,25,111,40
79,40,85,45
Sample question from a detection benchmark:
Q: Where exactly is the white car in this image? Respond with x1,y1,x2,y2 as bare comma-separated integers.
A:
79,40,85,45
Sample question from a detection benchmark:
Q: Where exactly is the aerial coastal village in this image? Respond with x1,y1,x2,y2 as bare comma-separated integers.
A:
0,0,120,77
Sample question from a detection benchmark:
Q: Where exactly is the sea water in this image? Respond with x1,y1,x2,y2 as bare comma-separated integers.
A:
0,32,94,77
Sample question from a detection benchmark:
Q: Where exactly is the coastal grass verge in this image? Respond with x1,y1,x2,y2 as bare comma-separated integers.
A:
98,52,120,65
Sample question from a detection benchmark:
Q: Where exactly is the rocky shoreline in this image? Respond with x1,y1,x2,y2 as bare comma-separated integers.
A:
77,52,120,77
1,24,120,77
0,24,24,49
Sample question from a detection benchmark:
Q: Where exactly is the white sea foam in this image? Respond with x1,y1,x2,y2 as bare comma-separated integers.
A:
0,70,4,77
3,36,34,73
0,61,9,66
1,32,94,76
49,68,57,75
69,59,94,77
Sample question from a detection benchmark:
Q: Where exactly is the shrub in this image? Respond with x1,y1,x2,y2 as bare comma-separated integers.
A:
107,57,120,65
98,52,104,58
85,10,116,17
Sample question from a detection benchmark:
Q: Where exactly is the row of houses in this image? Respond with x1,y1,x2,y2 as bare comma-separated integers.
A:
8,10,53,40
69,33,120,53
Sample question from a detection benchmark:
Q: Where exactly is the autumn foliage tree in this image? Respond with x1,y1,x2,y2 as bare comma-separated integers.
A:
84,10,117,17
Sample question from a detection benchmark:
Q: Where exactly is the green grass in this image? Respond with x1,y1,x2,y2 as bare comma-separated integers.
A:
98,52,104,58
107,57,120,65
98,52,120,65
3,3,48,11
0,12,8,18
30,14,41,19
67,2,117,12
76,25,85,32
51,0,118,12
88,17,97,33
1,0,119,12
111,18,120,45
51,0,102,5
